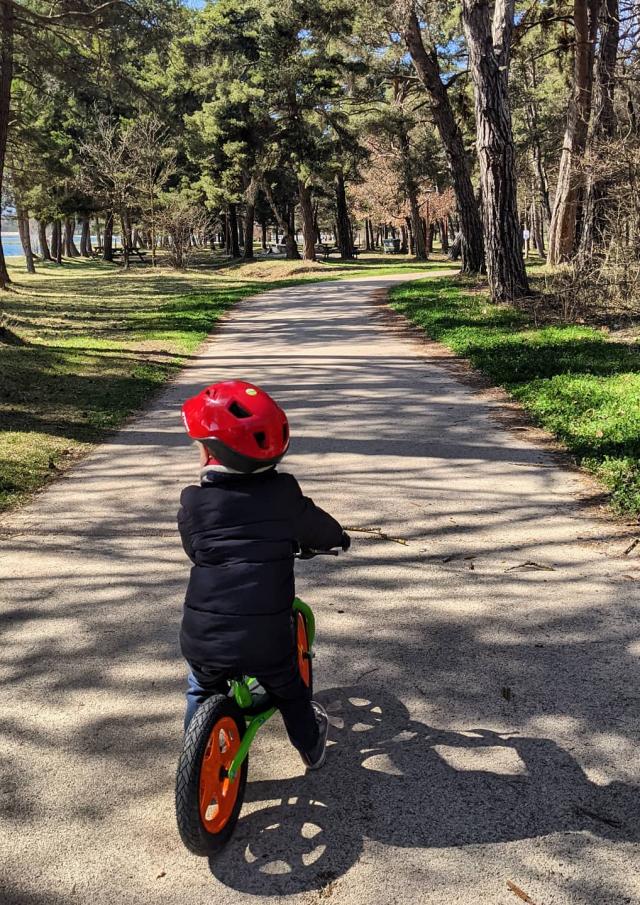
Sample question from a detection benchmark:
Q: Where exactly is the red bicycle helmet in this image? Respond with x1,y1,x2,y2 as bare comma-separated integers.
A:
181,380,290,473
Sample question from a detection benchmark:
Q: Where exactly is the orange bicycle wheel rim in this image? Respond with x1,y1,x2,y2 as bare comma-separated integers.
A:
199,716,242,833
296,612,311,687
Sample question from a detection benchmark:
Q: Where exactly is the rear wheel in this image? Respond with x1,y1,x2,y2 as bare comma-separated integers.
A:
176,695,248,856
296,610,313,696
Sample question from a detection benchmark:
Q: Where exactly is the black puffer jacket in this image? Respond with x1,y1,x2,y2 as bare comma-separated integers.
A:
178,468,343,670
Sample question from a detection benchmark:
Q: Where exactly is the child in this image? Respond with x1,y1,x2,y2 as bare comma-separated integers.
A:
178,379,350,770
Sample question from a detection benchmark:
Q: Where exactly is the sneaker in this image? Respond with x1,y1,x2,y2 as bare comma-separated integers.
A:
300,702,330,771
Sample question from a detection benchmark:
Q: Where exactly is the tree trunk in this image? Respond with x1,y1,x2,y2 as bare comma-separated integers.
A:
402,6,484,274
79,217,91,257
440,220,449,252
287,205,300,259
16,205,36,273
228,203,240,257
103,211,114,262
120,211,130,270
0,0,13,289
400,224,408,254
260,218,268,250
399,131,428,261
461,0,529,301
334,172,353,260
532,201,545,256
37,221,52,260
64,217,80,257
237,214,244,252
548,0,599,264
52,220,62,264
298,180,316,261
263,182,300,259
578,0,618,259
524,59,552,223
243,201,255,260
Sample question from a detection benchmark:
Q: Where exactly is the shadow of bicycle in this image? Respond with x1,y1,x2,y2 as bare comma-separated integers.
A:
207,686,639,895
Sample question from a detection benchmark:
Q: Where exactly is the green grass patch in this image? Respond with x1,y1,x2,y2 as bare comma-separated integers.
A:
0,254,448,512
390,277,640,517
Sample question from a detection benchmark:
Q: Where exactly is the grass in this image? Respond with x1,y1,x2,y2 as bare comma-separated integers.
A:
0,252,451,512
389,277,640,517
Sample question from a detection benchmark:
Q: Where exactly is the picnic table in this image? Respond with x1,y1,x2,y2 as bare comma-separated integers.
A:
94,246,148,262
315,244,360,261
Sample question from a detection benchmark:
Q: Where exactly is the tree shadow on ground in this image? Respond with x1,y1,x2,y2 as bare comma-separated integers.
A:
209,685,640,896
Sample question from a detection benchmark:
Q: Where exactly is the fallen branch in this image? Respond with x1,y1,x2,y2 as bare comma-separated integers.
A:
506,880,539,904
505,561,556,572
345,526,409,546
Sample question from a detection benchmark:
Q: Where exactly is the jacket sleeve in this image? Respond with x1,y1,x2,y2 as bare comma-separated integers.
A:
177,489,196,563
287,475,344,550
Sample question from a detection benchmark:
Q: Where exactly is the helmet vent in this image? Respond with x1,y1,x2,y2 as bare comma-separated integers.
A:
228,401,251,419
253,431,267,449
283,424,289,442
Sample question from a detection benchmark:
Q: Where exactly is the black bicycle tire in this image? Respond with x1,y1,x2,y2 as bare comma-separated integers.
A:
175,694,248,856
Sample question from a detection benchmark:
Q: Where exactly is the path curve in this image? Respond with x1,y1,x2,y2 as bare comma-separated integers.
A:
1,274,639,905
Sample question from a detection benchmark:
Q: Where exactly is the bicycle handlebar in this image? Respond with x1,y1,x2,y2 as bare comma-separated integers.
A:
295,547,341,559
294,531,350,559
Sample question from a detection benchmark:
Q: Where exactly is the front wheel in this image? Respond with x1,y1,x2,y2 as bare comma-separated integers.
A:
176,695,248,856
296,610,313,696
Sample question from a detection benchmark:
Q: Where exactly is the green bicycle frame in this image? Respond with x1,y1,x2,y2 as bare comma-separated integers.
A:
227,597,314,780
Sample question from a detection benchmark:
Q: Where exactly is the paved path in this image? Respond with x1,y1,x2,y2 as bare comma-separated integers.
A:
1,274,639,905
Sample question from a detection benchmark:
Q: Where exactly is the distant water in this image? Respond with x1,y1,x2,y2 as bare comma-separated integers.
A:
1,231,111,258
2,233,24,256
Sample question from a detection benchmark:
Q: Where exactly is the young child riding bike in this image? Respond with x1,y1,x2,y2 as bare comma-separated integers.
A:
178,379,350,771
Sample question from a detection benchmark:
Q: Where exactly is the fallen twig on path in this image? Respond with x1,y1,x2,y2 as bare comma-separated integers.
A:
506,880,539,904
345,526,409,545
623,538,639,556
354,666,380,683
504,561,556,572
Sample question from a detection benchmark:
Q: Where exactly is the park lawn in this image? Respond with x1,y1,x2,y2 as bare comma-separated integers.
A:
0,254,449,513
390,277,640,517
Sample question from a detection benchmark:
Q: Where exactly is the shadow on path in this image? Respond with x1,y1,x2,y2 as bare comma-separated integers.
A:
209,686,639,896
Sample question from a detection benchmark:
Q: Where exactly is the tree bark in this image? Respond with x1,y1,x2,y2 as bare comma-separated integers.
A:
440,220,449,252
402,6,484,274
37,221,52,260
548,0,599,264
64,217,80,257
334,172,353,259
260,218,268,250
237,214,244,251
461,0,529,301
119,210,130,269
79,216,91,257
532,201,546,256
523,58,552,223
227,203,240,257
263,182,300,259
0,0,13,289
298,180,316,261
243,201,255,259
103,211,114,262
399,131,428,261
51,220,62,264
578,0,618,259
16,205,36,273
